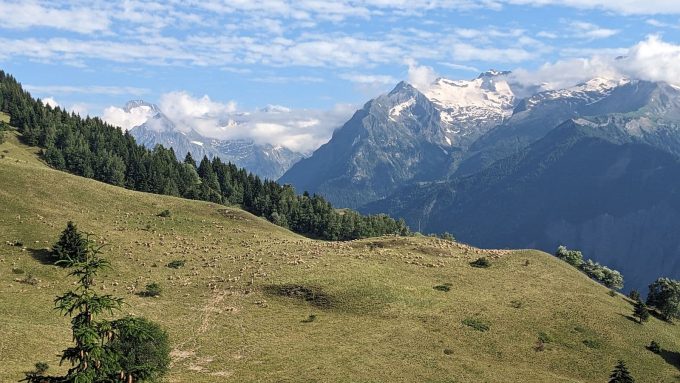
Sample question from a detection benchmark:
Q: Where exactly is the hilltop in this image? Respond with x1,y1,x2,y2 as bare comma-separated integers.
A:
2,121,680,382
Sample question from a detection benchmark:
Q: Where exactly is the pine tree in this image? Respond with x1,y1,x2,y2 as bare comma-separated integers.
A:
53,221,88,263
609,360,635,383
633,300,650,324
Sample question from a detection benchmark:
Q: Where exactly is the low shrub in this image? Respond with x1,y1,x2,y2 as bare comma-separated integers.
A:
158,209,171,218
648,340,661,354
166,260,185,269
470,257,491,268
462,318,490,332
583,339,601,349
538,332,554,343
141,282,162,297
433,283,452,292
301,314,317,323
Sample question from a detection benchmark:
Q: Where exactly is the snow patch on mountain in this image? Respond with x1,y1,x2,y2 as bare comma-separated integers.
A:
389,98,415,121
421,71,515,146
526,77,630,109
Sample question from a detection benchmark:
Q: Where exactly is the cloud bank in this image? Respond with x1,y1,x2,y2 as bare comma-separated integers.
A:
509,35,680,92
102,93,355,153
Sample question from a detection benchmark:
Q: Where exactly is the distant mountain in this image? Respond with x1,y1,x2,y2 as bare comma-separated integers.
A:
279,71,515,207
125,101,303,180
456,78,651,176
364,117,680,291
279,82,451,208
362,79,680,292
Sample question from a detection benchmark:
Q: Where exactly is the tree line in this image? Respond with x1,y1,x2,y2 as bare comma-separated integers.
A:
0,70,409,240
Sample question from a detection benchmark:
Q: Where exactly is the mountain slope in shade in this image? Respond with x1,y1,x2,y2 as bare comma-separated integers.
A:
364,118,680,292
456,78,654,176
125,101,303,180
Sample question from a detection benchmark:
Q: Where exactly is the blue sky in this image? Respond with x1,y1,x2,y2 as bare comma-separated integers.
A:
3,1,680,151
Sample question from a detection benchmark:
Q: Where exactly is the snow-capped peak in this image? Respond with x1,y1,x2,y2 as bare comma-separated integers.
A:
123,100,161,115
524,76,630,109
477,69,511,79
424,73,515,123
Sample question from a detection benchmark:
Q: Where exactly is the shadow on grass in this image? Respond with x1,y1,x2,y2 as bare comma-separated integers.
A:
27,248,57,266
264,284,334,309
659,348,680,371
617,313,641,324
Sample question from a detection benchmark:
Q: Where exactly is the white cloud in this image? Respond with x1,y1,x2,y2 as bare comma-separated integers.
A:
0,1,110,34
41,97,59,108
568,21,620,39
69,103,90,116
101,92,355,153
619,35,680,83
406,59,438,91
25,84,150,96
509,35,680,92
102,105,158,131
451,43,536,63
438,63,481,72
504,0,680,15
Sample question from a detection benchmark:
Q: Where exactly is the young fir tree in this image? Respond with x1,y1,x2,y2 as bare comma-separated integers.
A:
609,360,635,383
24,236,125,382
633,300,650,324
52,221,88,263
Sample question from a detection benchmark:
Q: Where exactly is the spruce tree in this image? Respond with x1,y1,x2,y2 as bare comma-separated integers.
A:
609,360,635,383
53,221,88,263
633,300,650,324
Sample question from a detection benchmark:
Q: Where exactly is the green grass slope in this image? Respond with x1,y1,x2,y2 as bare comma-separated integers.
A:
1,133,680,382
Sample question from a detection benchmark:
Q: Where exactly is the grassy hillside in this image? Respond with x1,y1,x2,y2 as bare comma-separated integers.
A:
1,131,680,382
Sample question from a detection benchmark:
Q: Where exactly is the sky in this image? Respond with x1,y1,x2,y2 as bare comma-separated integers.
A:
3,0,680,152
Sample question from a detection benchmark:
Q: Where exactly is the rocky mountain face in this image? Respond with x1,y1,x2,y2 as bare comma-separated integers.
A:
282,74,680,292
279,73,517,207
279,82,452,208
126,101,303,180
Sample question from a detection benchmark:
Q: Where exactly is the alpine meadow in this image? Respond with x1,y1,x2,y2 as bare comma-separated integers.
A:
4,1,680,382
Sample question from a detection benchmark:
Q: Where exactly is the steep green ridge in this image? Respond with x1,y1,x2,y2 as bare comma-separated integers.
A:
2,132,680,382
0,70,407,241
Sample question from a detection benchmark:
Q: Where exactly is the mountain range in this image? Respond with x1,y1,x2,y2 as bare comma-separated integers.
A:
125,100,303,180
280,72,680,292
